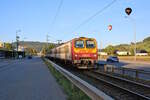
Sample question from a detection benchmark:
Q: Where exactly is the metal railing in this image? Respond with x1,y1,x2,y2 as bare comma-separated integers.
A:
44,58,113,100
99,64,150,81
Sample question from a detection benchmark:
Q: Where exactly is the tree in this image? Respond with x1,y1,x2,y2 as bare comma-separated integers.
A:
129,46,134,56
24,47,37,55
103,45,116,55
41,47,46,55
32,49,37,55
143,36,150,42
48,44,55,50
41,44,55,55
4,43,12,50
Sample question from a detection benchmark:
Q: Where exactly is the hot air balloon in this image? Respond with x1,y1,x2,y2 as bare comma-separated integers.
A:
108,25,112,31
125,7,132,15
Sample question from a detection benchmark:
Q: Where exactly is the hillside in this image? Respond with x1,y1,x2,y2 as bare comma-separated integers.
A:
13,41,55,52
103,36,150,55
12,36,150,54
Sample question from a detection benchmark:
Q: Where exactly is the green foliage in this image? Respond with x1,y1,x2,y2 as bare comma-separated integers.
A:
115,44,129,51
41,44,55,55
4,43,12,50
103,45,115,55
143,36,150,42
25,47,37,55
13,41,56,53
103,36,150,55
41,47,46,55
129,46,134,55
48,44,55,49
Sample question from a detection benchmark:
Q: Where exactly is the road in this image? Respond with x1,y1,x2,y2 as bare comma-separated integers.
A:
0,57,66,100
98,60,150,71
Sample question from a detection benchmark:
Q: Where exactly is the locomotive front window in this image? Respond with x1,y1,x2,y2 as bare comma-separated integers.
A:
86,40,95,48
75,40,84,48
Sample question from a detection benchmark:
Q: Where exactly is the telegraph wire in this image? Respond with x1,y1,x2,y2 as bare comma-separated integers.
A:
50,0,63,29
72,0,117,33
48,0,63,44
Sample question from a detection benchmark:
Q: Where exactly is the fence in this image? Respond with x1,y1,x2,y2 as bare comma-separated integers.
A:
0,50,25,59
98,64,150,81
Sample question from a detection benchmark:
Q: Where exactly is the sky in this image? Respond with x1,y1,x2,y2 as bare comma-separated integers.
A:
0,0,150,48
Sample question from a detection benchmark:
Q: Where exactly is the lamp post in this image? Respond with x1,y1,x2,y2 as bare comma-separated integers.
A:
12,40,14,59
16,30,21,58
16,30,21,51
46,34,50,49
23,37,27,58
125,7,136,61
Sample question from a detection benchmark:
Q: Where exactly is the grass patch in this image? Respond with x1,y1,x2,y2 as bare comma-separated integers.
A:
42,58,91,100
118,56,150,62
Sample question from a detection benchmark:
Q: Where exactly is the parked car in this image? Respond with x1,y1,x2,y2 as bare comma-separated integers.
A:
106,56,119,62
28,55,32,59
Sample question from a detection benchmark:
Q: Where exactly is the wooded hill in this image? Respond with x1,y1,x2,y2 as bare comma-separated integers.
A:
103,36,150,55
13,41,55,53
12,36,150,55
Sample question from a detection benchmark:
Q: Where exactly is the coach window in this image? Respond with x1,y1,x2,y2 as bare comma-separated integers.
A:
86,40,95,48
65,45,69,53
75,40,84,48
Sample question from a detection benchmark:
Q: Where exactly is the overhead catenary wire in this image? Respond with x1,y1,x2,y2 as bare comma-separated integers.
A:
48,0,63,43
72,0,117,33
50,0,63,30
46,34,62,44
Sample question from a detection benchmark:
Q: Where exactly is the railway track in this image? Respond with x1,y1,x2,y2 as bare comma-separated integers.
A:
47,58,150,99
45,58,113,100
83,70,150,100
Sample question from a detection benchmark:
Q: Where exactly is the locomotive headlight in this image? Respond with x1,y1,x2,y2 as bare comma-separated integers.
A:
94,54,97,57
75,54,78,57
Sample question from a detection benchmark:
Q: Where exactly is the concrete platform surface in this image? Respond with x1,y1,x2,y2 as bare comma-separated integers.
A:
0,57,66,100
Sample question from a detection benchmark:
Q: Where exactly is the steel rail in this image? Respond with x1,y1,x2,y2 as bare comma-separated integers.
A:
94,70,150,89
87,70,150,100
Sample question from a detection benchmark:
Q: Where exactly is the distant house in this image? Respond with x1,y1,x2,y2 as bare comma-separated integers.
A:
136,50,148,56
116,51,131,56
0,41,4,48
98,52,108,56
18,45,25,51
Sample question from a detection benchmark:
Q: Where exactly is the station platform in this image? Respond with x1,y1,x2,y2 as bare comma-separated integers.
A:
0,57,66,100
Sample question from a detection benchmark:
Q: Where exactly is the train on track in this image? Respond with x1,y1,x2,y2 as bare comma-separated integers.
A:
46,37,98,69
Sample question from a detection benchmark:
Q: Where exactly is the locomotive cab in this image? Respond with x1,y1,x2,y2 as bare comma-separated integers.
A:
73,37,98,69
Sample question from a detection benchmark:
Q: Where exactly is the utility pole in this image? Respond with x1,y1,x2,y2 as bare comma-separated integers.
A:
23,37,27,58
16,35,19,51
16,30,21,58
57,40,62,45
46,34,50,55
46,34,50,48
125,7,136,61
12,40,14,59
99,41,102,60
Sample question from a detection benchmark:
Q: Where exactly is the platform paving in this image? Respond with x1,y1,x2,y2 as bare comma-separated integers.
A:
0,57,67,100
